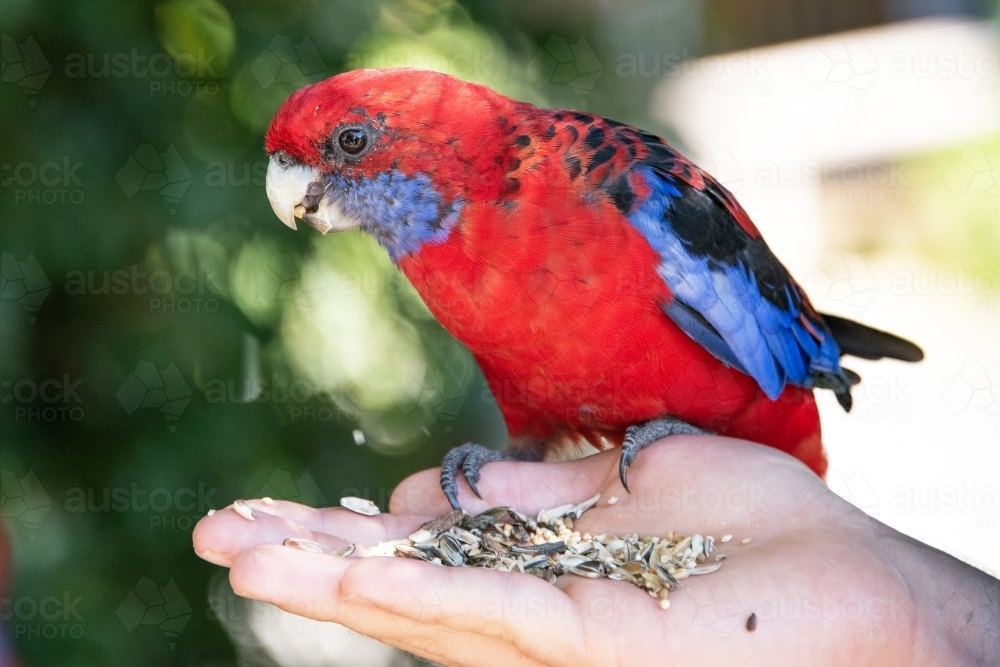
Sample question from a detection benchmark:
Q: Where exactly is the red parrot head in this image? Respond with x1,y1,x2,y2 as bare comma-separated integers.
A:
264,68,523,260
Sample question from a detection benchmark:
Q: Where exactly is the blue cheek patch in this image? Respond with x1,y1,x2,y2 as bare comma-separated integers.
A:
327,170,462,262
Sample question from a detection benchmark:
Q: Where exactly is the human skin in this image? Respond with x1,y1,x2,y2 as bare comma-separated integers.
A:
193,437,1000,667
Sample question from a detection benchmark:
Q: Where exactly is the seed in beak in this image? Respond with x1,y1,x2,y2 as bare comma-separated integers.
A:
293,204,306,218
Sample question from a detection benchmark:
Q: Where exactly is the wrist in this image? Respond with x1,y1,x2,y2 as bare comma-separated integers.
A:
881,527,1000,666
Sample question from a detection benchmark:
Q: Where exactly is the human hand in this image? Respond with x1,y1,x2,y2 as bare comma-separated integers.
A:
193,436,999,666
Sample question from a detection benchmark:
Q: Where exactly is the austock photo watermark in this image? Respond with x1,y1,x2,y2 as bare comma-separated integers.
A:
203,375,360,423
754,157,912,205
1,591,85,641
65,48,222,96
64,482,219,532
1,157,85,205
2,251,229,323
4,34,224,99
0,251,52,323
2,375,85,423
117,577,192,648
816,371,913,423
890,266,1000,313
617,47,771,97
889,47,999,96
2,149,266,214
1,469,52,539
480,590,643,640
65,263,224,314
943,359,999,431
944,144,998,199
4,465,220,533
1,35,51,103
251,35,326,90
754,590,913,640
833,469,999,530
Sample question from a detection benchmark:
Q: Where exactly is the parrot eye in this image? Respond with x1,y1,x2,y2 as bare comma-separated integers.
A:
337,128,368,155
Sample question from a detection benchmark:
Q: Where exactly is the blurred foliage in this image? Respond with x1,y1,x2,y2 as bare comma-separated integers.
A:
821,138,1000,278
903,140,1000,275
1,0,708,663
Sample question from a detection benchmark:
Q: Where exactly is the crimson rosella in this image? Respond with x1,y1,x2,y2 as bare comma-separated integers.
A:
263,68,923,510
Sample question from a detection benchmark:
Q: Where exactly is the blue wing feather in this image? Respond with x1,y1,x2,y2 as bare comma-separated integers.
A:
626,165,845,400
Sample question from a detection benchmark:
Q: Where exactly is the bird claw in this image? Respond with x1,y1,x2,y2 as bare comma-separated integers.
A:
439,443,506,510
618,416,711,493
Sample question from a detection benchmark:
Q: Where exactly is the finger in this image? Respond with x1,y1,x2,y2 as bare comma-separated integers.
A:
392,435,819,539
194,498,433,567
390,455,609,517
230,546,547,667
193,506,352,567
241,498,430,543
339,555,593,666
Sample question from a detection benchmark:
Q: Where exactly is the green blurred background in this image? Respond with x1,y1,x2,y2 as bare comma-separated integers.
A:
1,0,998,664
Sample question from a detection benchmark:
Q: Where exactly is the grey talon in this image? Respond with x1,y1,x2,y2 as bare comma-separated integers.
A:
617,416,711,492
439,443,506,510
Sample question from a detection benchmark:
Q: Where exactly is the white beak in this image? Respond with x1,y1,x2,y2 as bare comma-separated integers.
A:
264,156,360,234
265,157,313,230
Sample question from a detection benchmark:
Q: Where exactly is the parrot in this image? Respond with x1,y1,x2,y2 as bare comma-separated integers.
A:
263,68,923,510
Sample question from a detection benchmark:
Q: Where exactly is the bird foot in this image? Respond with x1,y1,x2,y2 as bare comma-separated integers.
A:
440,443,509,511
619,416,712,492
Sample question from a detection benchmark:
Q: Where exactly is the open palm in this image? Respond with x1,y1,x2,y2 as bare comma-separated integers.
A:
194,436,995,667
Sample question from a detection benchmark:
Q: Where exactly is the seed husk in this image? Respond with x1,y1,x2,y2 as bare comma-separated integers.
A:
353,492,735,611
408,529,436,544
233,499,255,521
282,538,324,553
331,543,356,557
340,496,380,516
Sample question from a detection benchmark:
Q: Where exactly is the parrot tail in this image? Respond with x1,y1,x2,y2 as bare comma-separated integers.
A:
821,313,924,363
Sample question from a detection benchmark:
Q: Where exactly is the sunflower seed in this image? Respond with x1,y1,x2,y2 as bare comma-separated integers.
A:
569,560,605,578
283,538,324,553
408,529,436,544
340,496,380,516
521,555,550,570
687,562,722,575
567,493,601,519
233,499,255,521
394,544,428,559
451,528,481,545
435,533,466,566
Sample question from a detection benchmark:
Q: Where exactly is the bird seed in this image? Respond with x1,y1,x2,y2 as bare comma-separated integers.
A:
340,496,381,516
356,493,733,608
